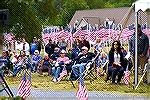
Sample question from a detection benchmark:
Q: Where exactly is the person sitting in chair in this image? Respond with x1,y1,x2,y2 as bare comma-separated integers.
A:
50,47,60,61
97,51,109,76
13,50,32,76
52,50,71,82
38,53,53,76
105,41,124,84
31,50,42,72
0,50,12,75
70,46,95,85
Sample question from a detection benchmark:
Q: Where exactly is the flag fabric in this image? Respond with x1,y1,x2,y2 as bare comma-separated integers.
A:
17,71,26,97
57,67,67,82
17,71,31,99
123,70,130,85
23,71,31,98
76,83,88,100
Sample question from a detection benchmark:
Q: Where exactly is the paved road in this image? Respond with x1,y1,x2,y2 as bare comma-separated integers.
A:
0,87,149,100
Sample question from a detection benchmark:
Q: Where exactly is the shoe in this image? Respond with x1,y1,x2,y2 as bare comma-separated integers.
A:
111,82,117,85
105,79,108,83
69,77,78,81
52,78,57,82
143,80,147,84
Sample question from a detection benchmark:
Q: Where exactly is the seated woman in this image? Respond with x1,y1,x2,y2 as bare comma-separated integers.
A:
105,41,124,84
31,50,42,72
13,50,32,76
52,50,71,82
38,53,53,76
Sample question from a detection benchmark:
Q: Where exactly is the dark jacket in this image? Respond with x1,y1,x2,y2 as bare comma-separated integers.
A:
129,32,149,56
108,50,124,67
45,43,55,57
74,52,95,64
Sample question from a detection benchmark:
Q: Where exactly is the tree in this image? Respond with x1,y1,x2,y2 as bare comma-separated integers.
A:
0,0,42,43
55,0,89,26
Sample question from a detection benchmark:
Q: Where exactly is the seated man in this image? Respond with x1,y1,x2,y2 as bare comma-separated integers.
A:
31,50,42,72
50,47,60,61
52,50,71,82
70,46,95,85
38,53,53,76
0,50,12,75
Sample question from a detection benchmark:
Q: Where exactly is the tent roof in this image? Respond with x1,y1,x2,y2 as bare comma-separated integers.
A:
135,0,150,12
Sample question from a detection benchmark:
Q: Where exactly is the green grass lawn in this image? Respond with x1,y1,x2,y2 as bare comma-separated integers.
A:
4,71,150,97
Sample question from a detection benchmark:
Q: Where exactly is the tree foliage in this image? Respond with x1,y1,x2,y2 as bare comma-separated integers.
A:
0,0,135,41
0,0,41,43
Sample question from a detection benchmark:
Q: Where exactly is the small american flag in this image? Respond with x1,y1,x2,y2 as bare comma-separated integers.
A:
17,71,26,97
17,71,31,99
123,70,130,85
57,67,67,82
23,71,31,98
76,83,88,100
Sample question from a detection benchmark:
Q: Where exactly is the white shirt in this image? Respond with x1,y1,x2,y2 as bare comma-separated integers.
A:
114,52,120,63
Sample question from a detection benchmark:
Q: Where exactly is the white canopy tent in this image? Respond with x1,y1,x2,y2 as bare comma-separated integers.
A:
134,0,150,87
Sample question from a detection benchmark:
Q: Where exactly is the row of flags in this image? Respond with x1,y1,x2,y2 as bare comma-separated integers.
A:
42,28,133,44
42,27,150,44
42,23,150,43
17,71,31,99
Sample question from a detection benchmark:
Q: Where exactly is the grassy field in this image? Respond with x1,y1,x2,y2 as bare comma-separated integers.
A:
4,70,150,97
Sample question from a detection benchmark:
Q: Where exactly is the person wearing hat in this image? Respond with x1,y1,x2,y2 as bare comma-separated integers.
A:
52,49,71,82
38,53,53,76
129,24,149,84
70,46,95,85
31,50,43,72
50,47,60,61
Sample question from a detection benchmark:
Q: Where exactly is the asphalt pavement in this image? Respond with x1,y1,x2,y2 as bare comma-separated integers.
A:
0,87,149,100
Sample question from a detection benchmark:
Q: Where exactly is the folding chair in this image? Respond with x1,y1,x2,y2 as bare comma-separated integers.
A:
0,72,14,97
13,56,32,76
70,52,100,88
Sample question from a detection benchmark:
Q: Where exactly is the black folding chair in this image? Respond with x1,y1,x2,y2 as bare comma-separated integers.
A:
0,72,14,97
69,52,100,88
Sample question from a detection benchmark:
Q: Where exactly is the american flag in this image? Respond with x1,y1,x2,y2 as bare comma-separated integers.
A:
17,71,26,97
23,71,31,98
17,71,31,99
123,70,130,85
76,83,88,100
57,67,67,82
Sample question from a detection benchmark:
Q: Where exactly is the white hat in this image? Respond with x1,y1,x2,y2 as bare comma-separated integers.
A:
81,46,88,50
60,50,66,54
34,50,39,54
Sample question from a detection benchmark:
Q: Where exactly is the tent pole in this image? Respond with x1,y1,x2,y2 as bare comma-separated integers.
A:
135,11,138,87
